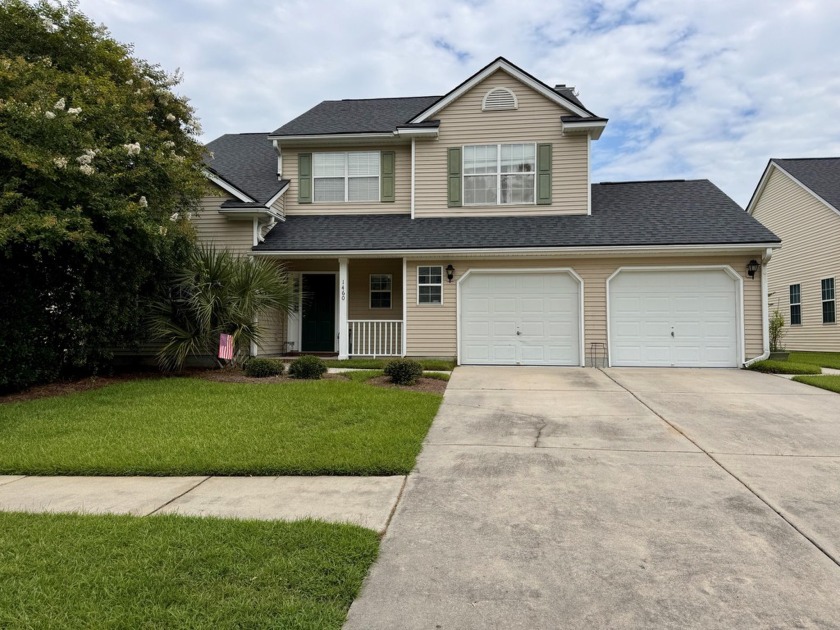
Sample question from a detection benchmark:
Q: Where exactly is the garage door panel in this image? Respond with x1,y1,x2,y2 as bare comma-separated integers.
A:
460,272,580,366
493,297,517,314
610,270,738,368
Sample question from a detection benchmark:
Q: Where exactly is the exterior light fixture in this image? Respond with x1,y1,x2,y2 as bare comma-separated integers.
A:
445,264,455,282
746,259,759,279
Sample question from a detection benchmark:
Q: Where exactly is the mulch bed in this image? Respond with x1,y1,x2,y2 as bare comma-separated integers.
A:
365,375,448,395
1,368,447,403
0,371,161,404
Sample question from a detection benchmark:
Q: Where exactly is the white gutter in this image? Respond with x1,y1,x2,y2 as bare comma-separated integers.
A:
252,242,782,258
743,247,774,367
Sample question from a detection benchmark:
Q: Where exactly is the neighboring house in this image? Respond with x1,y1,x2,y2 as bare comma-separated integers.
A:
197,57,780,368
747,158,840,352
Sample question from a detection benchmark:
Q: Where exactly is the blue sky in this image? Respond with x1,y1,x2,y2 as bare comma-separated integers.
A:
78,0,840,206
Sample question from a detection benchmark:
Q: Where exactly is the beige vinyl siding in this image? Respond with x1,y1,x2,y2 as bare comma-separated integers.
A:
192,190,253,254
751,168,840,351
283,145,411,215
347,259,404,320
269,193,285,217
405,255,763,361
414,69,589,218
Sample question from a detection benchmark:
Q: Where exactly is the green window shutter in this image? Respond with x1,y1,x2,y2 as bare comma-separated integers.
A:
380,151,395,202
298,153,312,204
536,143,552,205
447,147,462,207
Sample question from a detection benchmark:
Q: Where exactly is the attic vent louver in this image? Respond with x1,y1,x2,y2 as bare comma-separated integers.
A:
482,87,518,111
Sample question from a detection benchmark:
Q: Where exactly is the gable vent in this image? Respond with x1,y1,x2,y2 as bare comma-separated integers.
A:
482,87,518,111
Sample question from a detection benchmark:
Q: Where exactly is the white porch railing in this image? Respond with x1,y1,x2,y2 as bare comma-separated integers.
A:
348,320,403,357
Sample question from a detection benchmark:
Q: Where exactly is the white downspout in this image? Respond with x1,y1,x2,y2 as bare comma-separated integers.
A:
743,247,774,367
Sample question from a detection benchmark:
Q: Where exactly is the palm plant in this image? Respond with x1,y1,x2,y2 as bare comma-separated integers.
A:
150,245,295,371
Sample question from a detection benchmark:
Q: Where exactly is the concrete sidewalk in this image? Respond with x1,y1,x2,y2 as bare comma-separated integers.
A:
0,474,404,533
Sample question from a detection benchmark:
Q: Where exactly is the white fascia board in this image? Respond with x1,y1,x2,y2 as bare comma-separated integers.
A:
265,183,290,208
409,59,592,124
395,127,439,138
251,242,782,258
561,119,607,140
745,161,776,215
219,208,284,221
203,170,255,203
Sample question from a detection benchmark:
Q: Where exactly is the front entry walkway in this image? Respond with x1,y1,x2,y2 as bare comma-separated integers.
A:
344,367,840,629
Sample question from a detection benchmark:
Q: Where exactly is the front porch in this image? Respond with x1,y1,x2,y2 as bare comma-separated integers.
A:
271,258,405,359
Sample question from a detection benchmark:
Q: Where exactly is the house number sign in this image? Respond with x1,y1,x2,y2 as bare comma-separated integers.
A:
341,280,346,301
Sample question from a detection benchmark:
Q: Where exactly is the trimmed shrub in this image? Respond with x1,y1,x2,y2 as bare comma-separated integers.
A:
746,360,820,375
384,359,423,386
289,355,327,380
244,358,284,378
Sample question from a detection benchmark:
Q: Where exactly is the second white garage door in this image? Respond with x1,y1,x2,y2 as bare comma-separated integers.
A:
459,271,581,366
608,269,740,367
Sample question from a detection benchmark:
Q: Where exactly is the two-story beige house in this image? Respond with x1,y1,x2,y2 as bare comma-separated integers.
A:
198,57,780,367
747,158,839,352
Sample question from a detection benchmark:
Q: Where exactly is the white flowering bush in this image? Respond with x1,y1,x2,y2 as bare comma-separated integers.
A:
0,0,206,392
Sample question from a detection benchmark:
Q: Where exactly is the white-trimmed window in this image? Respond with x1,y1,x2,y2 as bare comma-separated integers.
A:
370,274,392,309
417,266,442,304
822,277,836,324
789,284,801,325
463,143,535,206
313,152,379,202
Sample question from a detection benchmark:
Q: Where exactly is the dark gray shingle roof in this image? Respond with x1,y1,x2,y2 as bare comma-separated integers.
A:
204,133,287,205
772,158,840,212
254,180,779,252
271,96,442,136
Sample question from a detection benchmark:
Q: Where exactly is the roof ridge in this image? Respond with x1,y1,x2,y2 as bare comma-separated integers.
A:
327,95,441,103
774,156,840,162
595,179,698,185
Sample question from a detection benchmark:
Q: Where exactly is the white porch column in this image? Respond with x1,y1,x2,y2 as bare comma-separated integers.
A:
338,257,349,359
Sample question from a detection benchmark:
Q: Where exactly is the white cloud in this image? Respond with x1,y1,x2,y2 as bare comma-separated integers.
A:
77,0,840,205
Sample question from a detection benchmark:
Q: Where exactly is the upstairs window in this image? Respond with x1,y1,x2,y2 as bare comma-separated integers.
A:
463,143,535,206
789,284,801,325
313,151,379,202
822,278,836,324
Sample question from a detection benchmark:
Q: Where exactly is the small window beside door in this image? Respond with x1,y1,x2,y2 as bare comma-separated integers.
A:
417,266,443,304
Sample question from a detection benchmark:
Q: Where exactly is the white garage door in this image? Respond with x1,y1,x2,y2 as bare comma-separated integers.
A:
459,272,580,366
609,269,739,367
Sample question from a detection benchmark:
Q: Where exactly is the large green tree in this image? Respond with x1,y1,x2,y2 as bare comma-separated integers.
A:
0,0,206,391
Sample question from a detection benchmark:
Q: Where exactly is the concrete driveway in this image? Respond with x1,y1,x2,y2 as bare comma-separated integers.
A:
345,367,840,629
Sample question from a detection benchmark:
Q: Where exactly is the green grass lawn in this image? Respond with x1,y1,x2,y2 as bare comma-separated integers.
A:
792,374,840,394
322,357,456,371
0,512,378,629
788,352,840,370
746,359,822,375
0,377,441,476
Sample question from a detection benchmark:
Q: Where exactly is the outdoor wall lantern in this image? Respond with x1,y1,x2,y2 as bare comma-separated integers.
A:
746,259,759,279
445,264,455,282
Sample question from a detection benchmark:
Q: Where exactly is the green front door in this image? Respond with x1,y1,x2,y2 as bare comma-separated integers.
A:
301,274,336,352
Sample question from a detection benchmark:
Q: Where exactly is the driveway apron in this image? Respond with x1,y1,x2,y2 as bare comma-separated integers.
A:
344,367,840,630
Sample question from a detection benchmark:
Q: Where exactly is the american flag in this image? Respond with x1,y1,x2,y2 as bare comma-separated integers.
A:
218,333,234,360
